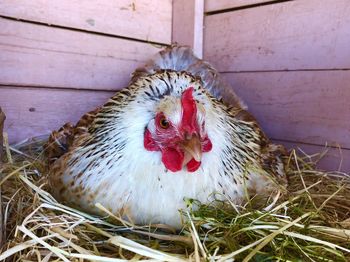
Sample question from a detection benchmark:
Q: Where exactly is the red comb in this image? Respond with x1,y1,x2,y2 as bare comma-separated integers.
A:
181,87,197,134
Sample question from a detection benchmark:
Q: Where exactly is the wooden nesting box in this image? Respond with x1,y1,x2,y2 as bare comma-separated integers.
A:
0,0,349,172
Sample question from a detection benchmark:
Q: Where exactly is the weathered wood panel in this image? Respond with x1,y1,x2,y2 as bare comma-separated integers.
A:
276,140,350,173
0,18,161,90
0,86,114,143
205,0,273,12
204,0,350,71
0,0,172,44
222,71,350,148
172,0,204,58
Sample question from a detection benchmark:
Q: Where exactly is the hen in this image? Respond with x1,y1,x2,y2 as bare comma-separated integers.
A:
46,46,287,228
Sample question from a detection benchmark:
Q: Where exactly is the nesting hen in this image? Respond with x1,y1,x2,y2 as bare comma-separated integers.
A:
45,46,287,228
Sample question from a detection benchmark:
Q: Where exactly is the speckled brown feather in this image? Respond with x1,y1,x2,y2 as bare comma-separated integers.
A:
44,107,101,166
227,107,288,188
44,112,97,206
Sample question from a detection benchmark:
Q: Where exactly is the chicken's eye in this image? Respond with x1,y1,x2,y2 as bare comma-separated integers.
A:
159,117,170,129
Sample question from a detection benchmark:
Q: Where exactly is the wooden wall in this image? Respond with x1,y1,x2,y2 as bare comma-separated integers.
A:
0,0,171,143
204,0,350,172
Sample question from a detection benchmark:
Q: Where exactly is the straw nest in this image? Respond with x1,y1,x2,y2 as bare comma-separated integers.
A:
0,136,349,262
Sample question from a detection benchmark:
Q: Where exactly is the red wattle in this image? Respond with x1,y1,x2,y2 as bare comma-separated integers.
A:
181,87,197,134
187,159,201,172
144,129,159,151
161,147,184,172
202,136,212,152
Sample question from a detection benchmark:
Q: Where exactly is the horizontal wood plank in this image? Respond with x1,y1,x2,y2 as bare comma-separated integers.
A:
204,0,350,71
222,71,350,148
276,140,350,173
0,18,162,90
0,0,172,44
205,0,273,12
0,86,114,143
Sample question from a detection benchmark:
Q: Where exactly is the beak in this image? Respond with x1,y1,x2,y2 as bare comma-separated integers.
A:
180,135,202,165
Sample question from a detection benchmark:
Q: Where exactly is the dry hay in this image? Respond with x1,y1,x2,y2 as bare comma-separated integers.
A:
0,135,349,261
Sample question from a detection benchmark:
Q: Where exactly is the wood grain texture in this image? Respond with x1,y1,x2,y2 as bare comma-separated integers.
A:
0,86,114,143
0,0,172,44
172,0,204,58
204,0,350,71
276,140,350,173
0,18,162,90
205,0,273,12
222,71,350,148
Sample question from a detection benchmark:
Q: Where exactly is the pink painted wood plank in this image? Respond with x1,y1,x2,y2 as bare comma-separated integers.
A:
0,18,161,90
275,140,350,173
204,0,350,71
172,0,204,58
0,0,172,44
205,0,272,12
0,86,114,143
222,71,350,148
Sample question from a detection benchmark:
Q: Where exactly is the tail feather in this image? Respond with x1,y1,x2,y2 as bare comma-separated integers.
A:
44,123,75,166
131,45,247,109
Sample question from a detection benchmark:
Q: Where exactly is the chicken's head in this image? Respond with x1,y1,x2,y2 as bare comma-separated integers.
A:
144,87,212,172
